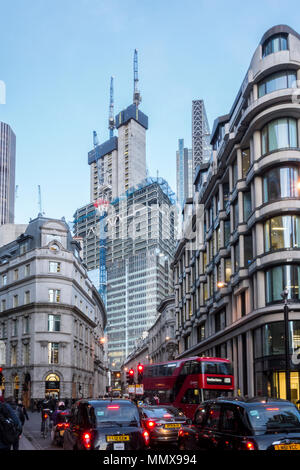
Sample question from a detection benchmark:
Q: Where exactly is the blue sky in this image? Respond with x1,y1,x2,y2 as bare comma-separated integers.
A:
0,0,299,224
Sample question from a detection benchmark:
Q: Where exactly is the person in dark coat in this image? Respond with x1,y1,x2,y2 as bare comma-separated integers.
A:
17,401,29,425
1,397,22,450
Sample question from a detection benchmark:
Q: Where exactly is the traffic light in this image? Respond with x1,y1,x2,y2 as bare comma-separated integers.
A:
0,367,3,387
128,368,134,385
137,363,144,384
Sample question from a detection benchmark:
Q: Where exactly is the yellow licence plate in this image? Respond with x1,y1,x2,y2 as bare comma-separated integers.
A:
106,435,130,442
164,424,181,429
274,443,300,450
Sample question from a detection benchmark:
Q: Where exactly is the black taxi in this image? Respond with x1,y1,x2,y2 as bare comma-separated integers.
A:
178,397,300,451
63,399,149,450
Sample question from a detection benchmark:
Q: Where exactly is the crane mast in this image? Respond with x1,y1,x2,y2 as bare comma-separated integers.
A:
133,49,141,107
108,76,115,138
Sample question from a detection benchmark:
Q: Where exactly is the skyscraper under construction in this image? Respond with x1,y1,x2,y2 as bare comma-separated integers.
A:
73,51,176,370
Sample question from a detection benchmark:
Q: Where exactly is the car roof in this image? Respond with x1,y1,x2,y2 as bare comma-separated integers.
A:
201,397,293,407
75,399,137,406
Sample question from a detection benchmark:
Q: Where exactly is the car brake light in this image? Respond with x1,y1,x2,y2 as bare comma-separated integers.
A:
163,414,172,418
43,414,48,420
266,408,279,411
82,432,92,449
143,430,150,446
245,441,255,451
107,405,120,410
146,420,156,430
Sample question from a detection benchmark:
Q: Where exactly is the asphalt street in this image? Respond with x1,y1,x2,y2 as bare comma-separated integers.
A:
19,410,63,451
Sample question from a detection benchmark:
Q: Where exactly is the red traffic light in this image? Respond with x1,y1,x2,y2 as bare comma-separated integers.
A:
137,364,144,373
0,368,2,373
129,368,134,376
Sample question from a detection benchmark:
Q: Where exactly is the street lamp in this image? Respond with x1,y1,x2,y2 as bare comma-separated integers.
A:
281,288,291,401
217,281,227,289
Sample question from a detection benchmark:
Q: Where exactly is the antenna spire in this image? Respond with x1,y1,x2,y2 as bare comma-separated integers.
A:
109,76,115,138
133,49,141,107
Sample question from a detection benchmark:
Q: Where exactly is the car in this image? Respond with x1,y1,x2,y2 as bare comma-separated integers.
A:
50,410,71,446
63,399,150,450
178,397,300,451
138,405,191,448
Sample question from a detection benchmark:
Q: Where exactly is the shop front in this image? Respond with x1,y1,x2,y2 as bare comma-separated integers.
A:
254,321,300,406
45,373,60,399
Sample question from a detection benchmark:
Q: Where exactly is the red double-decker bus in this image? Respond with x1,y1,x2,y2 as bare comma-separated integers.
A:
142,356,234,418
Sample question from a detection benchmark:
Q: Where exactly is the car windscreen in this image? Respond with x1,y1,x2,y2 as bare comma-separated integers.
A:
143,407,185,418
247,405,300,431
91,404,140,426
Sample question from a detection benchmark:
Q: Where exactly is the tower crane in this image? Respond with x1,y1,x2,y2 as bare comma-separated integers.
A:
133,49,142,107
108,76,115,139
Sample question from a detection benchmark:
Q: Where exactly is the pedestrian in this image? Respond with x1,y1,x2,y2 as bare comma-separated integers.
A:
1,397,22,450
17,400,29,424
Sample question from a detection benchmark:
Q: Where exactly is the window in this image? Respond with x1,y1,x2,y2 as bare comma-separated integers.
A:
243,192,252,221
48,289,60,303
48,314,61,332
194,406,207,426
262,33,288,57
242,148,250,178
215,310,226,333
266,265,300,303
25,264,30,276
11,345,17,366
23,317,30,334
224,220,230,246
233,200,239,230
223,183,230,207
261,118,297,154
48,343,59,364
181,388,202,405
258,71,296,98
263,167,300,202
49,261,61,273
23,344,29,365
14,269,19,281
232,159,238,188
197,324,205,343
244,235,253,265
225,258,232,283
264,215,300,252
24,291,30,304
221,406,240,433
13,295,18,308
205,404,221,430
234,243,239,272
12,319,18,336
20,241,30,254
2,274,7,286
1,299,6,312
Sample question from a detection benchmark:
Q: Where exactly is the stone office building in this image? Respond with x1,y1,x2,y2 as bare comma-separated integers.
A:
173,25,300,404
0,215,107,405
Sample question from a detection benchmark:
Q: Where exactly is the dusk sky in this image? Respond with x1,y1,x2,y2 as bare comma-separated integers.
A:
0,0,299,225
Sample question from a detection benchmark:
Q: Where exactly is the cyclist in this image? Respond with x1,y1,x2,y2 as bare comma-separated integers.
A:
40,398,51,436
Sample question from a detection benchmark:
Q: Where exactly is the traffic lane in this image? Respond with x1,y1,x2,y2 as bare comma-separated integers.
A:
22,410,63,451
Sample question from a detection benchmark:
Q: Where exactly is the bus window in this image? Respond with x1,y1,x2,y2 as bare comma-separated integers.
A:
181,389,201,405
202,362,232,375
179,362,191,376
190,361,201,374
